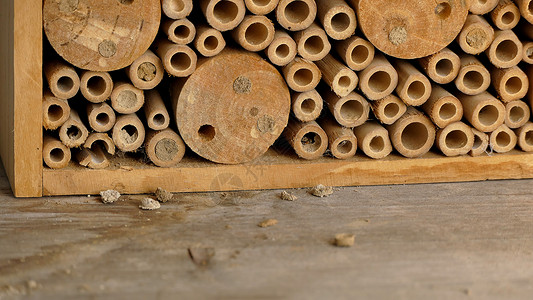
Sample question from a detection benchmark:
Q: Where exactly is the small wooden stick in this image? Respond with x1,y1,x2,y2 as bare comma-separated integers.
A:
323,90,370,128
291,90,324,122
59,109,89,148
80,71,113,103
435,122,475,157
522,41,533,64
470,128,490,156
194,25,226,57
370,94,407,126
161,18,196,45
422,85,463,128
456,91,506,132
454,54,491,96
162,0,193,19
245,0,279,15
153,39,197,77
282,57,322,92
144,90,170,131
112,114,146,152
232,15,275,52
293,22,331,61
386,107,436,158
126,50,165,90
43,135,71,169
456,15,495,55
392,59,432,106
491,0,521,30
76,144,110,169
84,133,116,156
353,121,393,159
513,0,533,24
485,30,523,68
200,0,246,31
86,102,116,133
276,0,317,31
316,0,357,40
42,89,71,130
315,54,358,97
505,100,530,129
514,122,533,151
318,117,357,159
334,36,375,71
110,82,145,114
358,53,398,101
44,60,80,100
489,124,517,153
418,48,461,84
491,65,529,102
283,119,328,160
470,0,499,14
145,128,187,167
265,29,297,66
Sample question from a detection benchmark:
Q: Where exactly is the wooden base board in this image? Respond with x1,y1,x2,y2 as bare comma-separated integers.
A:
43,149,533,196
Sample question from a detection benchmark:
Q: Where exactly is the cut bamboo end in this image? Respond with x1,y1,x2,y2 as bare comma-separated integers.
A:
489,124,518,153
44,60,80,99
316,54,358,97
324,91,370,127
515,122,533,151
358,53,398,101
266,30,297,66
291,90,324,122
457,15,495,55
486,30,523,68
470,128,490,156
245,0,279,15
162,0,193,19
491,0,521,30
126,50,165,90
276,0,317,31
392,60,432,106
470,0,499,14
522,41,533,63
232,15,275,52
334,36,375,71
457,91,506,132
43,90,71,130
112,114,146,152
505,100,531,128
145,129,187,167
418,48,461,84
515,0,533,23
316,0,357,40
86,102,116,133
43,135,71,169
422,85,463,128
283,119,328,160
455,54,491,95
436,122,475,157
154,40,198,77
319,118,357,159
84,133,116,156
200,0,246,31
491,65,529,102
59,109,89,148
293,22,332,61
144,90,170,131
387,107,436,158
76,144,110,169
162,18,196,45
80,71,113,103
370,94,407,125
353,121,393,159
110,82,145,114
194,25,226,57
282,57,321,92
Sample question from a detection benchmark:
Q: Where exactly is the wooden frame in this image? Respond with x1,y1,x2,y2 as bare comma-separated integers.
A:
1,1,533,197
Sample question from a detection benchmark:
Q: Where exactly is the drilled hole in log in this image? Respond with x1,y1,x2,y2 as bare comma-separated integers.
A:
446,130,468,149
337,140,353,154
439,103,457,120
331,12,350,32
370,136,385,152
479,105,499,127
463,71,484,90
435,2,451,19
198,124,216,141
401,122,429,151
407,81,425,101
276,44,290,58
214,1,239,24
87,76,107,96
340,100,364,122
245,22,269,45
301,132,322,153
368,71,392,93
50,148,65,163
351,45,369,64
435,59,453,77
509,106,525,123
57,76,75,94
505,76,522,95
301,98,316,114
304,36,324,55
285,1,309,24
48,104,64,122
171,52,192,71
294,68,313,86
495,40,519,63
496,131,511,147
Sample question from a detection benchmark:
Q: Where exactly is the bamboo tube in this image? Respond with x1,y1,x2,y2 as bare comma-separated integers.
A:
323,90,370,128
43,135,71,169
291,90,324,122
522,41,533,64
245,0,279,15
145,128,187,167
293,22,332,61
126,50,165,90
276,0,317,31
491,0,521,30
42,90,71,130
392,59,432,106
513,0,533,24
110,82,145,114
282,57,321,92
59,109,89,148
266,30,297,66
505,100,530,128
232,15,275,52
162,0,193,19
455,54,491,95
353,121,393,159
112,114,146,152
80,71,113,103
386,107,436,158
528,65,533,111
456,15,495,55
422,85,463,128
486,30,523,68
358,53,398,101
491,65,529,102
456,91,506,132
370,94,407,126
200,0,246,31
470,128,490,156
283,119,328,160
318,118,357,159
334,36,375,71
435,122,475,157
316,0,357,40
86,102,116,133
515,122,533,151
153,39,197,77
76,144,110,169
144,90,170,131
316,54,358,97
418,48,460,84
84,133,116,156
44,60,80,100
489,124,517,153
470,0,499,14
194,25,226,57
161,18,196,45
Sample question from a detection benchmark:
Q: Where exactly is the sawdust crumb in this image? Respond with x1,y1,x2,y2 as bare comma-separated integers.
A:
334,233,355,247
280,190,297,201
26,280,38,290
258,219,278,228
309,184,334,197
100,190,121,204
155,187,173,203
140,198,161,210
120,165,134,171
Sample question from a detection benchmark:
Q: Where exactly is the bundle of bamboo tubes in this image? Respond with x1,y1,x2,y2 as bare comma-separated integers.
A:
41,0,533,170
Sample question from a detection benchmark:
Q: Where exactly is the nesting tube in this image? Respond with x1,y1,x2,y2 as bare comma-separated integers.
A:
370,94,407,126
44,60,80,100
194,25,226,57
276,0,317,31
112,114,146,152
392,59,432,106
323,90,370,128
59,109,89,148
316,54,358,97
435,122,475,157
293,22,331,61
486,30,523,68
283,119,328,160
84,133,116,156
110,82,145,114
456,91,506,132
245,0,279,15
161,18,196,45
42,90,71,130
455,54,491,95
316,0,357,40
154,39,197,77
418,48,461,84
291,90,324,122
282,58,321,92
358,53,398,101
86,102,116,133
505,100,530,128
200,0,246,31
456,15,495,55
144,90,171,131
515,122,533,152
514,0,533,24
491,0,521,30
491,65,529,102
353,121,393,159
145,128,187,167
126,50,165,90
522,41,533,64
334,36,375,71
162,0,193,19
470,0,499,14
489,124,517,153
76,144,110,169
266,30,297,66
470,128,490,156
422,85,463,128
43,135,71,169
232,15,275,52
80,71,113,103
387,107,436,158
318,118,357,160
